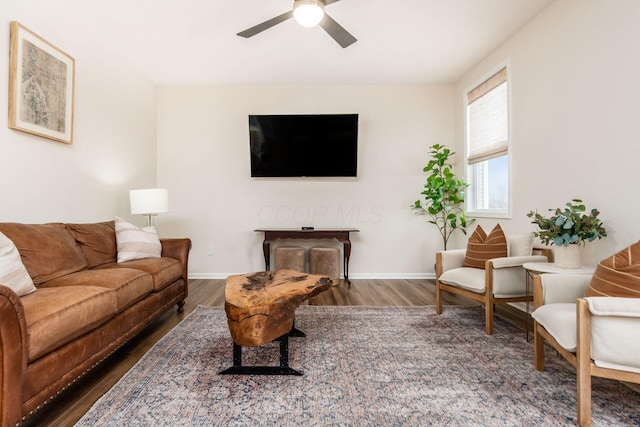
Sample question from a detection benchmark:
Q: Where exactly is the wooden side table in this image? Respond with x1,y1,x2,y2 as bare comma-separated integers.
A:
220,270,332,376
523,262,595,341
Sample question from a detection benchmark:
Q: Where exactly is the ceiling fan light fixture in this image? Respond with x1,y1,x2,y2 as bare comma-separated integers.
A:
293,0,325,28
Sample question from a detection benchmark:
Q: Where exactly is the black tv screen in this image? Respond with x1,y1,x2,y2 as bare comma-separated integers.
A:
249,114,358,177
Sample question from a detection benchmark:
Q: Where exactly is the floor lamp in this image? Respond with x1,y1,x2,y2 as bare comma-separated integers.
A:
129,188,169,227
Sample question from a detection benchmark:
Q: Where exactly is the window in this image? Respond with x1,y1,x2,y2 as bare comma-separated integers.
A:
466,67,510,216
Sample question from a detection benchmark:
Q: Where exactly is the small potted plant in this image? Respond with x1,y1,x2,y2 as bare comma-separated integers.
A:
526,199,607,268
411,144,474,250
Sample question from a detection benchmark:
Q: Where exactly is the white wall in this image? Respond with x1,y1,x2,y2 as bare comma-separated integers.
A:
455,0,640,264
9,0,635,277
157,84,454,277
1,2,157,223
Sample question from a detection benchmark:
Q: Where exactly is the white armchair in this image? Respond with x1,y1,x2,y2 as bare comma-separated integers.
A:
435,246,550,334
531,273,640,426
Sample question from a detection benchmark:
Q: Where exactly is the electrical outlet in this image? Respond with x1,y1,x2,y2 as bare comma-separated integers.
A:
207,245,214,256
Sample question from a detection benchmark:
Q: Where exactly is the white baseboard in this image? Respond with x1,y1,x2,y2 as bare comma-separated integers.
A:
189,272,436,280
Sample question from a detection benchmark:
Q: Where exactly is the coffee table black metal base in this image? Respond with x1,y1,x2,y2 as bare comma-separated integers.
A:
220,326,305,376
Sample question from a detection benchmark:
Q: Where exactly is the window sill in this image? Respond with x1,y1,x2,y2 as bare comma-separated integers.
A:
467,211,512,220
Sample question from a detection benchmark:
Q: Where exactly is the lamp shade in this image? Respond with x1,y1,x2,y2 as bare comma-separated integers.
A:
130,188,169,215
293,0,325,28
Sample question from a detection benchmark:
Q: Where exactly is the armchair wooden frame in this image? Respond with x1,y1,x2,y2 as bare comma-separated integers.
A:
435,247,551,335
436,254,531,334
533,275,640,426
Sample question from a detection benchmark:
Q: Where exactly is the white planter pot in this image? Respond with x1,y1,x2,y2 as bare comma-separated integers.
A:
554,244,581,269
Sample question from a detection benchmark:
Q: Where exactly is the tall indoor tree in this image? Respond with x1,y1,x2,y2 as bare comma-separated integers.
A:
411,144,474,250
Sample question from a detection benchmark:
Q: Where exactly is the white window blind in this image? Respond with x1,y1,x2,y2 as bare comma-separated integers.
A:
467,68,508,165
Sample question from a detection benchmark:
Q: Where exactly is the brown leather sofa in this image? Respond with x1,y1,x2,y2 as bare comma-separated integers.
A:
0,221,191,426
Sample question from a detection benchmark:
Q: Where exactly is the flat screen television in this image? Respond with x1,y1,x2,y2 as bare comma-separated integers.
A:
249,114,358,177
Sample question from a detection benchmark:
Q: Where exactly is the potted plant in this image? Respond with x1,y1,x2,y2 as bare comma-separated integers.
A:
526,199,607,268
411,144,474,250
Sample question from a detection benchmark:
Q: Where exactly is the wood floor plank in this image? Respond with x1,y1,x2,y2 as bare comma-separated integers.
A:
22,278,527,427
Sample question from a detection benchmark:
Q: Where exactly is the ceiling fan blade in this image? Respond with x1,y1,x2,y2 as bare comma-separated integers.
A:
319,13,357,48
324,0,342,5
237,10,294,38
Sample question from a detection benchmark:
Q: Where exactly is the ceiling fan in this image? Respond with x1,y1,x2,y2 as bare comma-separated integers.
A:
237,0,357,48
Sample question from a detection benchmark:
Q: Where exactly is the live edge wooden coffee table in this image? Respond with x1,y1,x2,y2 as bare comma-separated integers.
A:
220,269,332,376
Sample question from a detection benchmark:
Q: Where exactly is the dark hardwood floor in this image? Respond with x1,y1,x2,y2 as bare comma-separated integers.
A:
23,278,528,427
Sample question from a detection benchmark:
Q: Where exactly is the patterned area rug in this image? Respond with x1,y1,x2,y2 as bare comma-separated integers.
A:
76,305,640,426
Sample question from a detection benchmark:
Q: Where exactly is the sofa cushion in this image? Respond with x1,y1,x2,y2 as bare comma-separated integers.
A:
0,231,36,296
20,286,117,361
66,221,116,268
115,217,161,262
98,257,182,292
463,224,508,269
585,240,640,298
0,223,87,285
41,268,154,312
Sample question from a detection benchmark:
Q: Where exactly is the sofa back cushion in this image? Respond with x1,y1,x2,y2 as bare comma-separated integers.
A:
585,240,640,298
0,223,87,285
66,221,116,268
463,224,508,269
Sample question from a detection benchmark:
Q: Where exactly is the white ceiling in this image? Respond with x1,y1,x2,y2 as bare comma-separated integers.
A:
64,0,553,85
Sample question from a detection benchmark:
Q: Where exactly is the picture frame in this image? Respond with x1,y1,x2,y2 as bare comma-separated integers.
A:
8,21,75,144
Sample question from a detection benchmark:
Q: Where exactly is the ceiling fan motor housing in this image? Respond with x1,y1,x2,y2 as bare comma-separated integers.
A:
293,0,325,28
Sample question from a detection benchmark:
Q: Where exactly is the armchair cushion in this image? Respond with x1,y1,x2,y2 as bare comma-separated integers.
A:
537,273,592,305
587,296,640,317
438,249,466,273
507,232,534,257
531,303,577,351
587,297,640,373
490,255,547,269
586,240,640,298
438,267,486,294
463,224,508,269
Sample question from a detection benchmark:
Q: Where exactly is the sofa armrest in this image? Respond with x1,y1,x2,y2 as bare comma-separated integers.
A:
161,238,192,283
533,273,592,308
0,284,28,427
435,249,466,277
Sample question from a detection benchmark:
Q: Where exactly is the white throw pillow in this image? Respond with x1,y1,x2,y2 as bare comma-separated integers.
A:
507,233,534,257
115,217,162,263
0,231,36,296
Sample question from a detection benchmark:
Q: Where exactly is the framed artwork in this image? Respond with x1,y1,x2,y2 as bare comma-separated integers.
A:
8,21,75,144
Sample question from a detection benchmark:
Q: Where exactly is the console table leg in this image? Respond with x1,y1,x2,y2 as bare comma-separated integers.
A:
262,240,271,270
344,240,352,286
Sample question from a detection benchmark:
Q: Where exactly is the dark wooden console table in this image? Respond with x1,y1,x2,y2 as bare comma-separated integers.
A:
254,228,359,283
